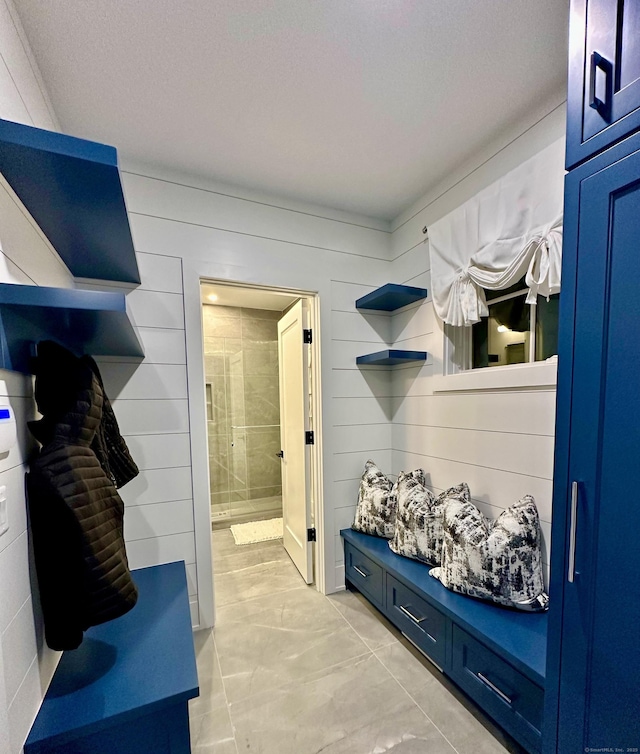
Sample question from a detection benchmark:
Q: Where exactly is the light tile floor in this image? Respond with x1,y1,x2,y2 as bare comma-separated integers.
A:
188,529,526,754
211,495,282,530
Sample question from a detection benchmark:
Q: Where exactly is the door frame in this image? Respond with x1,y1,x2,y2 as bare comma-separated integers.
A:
185,275,325,629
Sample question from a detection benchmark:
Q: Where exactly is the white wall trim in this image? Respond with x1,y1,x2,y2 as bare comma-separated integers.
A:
183,263,215,629
432,359,557,394
308,290,326,595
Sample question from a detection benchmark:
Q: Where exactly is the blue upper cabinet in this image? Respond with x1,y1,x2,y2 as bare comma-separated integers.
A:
566,0,640,169
356,284,428,312
0,118,140,284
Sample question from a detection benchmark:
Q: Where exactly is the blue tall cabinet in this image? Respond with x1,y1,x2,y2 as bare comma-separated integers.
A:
544,1,640,751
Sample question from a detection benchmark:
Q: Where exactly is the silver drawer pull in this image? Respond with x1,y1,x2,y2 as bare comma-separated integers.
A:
399,604,426,624
476,672,512,705
353,565,369,578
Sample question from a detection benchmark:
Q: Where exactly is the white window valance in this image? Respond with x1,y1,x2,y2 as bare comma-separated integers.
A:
428,139,565,327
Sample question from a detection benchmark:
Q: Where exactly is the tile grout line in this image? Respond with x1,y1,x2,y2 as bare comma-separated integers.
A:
213,538,377,712
326,589,461,754
211,634,241,754
224,647,376,713
370,644,462,754
209,533,274,753
216,536,480,749
214,580,308,610
325,595,460,754
324,590,398,654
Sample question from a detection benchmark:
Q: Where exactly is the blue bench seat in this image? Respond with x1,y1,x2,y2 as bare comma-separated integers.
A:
25,561,199,754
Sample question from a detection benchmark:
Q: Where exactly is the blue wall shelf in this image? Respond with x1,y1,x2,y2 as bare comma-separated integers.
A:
356,283,428,312
356,349,427,366
0,283,144,373
0,118,140,284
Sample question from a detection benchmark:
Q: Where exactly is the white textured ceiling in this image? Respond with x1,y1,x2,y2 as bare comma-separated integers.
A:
14,0,569,221
200,282,297,311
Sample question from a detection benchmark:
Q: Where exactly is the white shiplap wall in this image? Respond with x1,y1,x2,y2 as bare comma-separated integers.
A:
387,105,567,585
329,102,566,589
82,251,197,623
0,3,67,751
117,163,394,615
330,281,393,586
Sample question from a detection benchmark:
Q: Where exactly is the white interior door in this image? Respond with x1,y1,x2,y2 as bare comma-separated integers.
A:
277,299,313,583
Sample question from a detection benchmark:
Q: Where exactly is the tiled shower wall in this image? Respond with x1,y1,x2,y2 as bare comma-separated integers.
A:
203,304,283,524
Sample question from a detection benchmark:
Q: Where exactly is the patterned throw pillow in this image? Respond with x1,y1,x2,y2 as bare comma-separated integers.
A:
351,460,393,538
351,462,424,539
430,496,549,611
389,476,470,565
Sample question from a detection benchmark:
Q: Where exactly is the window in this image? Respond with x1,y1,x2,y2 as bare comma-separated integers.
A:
446,279,559,372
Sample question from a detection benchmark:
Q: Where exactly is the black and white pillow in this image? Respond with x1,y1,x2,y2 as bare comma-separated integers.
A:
430,495,549,611
351,460,394,538
351,461,422,539
389,477,470,565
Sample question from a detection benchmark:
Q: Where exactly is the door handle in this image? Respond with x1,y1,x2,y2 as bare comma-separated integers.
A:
589,51,613,120
567,481,579,583
276,450,284,458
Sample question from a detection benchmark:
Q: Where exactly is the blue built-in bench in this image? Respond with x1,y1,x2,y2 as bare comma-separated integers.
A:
25,561,199,754
341,529,547,754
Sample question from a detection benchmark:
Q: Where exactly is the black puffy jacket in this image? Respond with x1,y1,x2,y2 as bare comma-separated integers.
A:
27,342,138,650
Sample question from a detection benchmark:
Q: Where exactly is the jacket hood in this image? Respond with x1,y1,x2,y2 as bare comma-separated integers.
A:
29,341,103,446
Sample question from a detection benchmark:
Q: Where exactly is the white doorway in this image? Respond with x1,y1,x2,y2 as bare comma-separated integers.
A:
199,281,321,609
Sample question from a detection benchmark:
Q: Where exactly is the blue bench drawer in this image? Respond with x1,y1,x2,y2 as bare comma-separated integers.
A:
386,575,448,669
344,541,383,607
450,625,543,753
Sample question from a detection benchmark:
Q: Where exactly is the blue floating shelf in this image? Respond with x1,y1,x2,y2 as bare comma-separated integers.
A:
0,118,140,284
356,283,428,312
0,283,144,373
356,349,427,366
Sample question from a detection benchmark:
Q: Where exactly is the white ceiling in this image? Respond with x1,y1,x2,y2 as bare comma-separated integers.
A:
201,282,297,311
14,0,569,221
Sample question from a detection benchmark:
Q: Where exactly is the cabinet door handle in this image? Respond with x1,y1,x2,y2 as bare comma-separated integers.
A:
476,672,512,705
589,51,613,119
399,604,426,624
568,481,579,583
353,565,369,578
